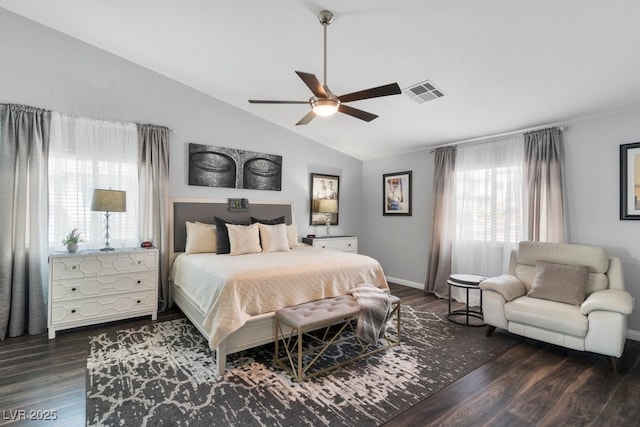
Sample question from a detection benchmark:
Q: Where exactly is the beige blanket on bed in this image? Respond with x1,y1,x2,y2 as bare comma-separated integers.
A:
172,246,388,349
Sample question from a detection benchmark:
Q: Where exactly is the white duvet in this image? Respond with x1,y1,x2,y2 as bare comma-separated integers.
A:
172,246,388,349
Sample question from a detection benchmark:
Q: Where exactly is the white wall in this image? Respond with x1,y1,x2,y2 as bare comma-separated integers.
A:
361,151,434,288
563,108,640,335
361,108,640,334
0,9,363,239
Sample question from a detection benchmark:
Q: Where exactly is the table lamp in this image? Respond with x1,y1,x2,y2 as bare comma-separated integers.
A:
317,199,338,237
91,189,126,251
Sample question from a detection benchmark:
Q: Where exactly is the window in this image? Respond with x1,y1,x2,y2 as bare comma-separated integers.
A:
452,135,525,278
48,113,139,251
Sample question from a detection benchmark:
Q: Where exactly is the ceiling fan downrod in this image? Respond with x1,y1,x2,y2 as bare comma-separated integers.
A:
318,10,334,88
247,8,401,125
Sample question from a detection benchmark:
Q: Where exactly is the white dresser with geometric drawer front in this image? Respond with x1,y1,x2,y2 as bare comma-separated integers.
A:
48,248,158,338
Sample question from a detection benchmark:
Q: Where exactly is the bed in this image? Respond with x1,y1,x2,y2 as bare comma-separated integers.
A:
169,198,389,377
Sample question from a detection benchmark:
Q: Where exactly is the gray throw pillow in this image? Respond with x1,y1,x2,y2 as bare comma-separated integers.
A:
214,216,251,254
250,216,285,225
527,261,589,306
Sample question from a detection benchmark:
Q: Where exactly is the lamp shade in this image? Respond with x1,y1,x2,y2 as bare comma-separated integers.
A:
317,199,338,214
91,189,126,212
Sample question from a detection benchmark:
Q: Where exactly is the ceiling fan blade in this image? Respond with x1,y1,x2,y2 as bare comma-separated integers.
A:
338,82,401,103
249,100,309,104
295,110,316,126
338,104,378,122
295,71,327,97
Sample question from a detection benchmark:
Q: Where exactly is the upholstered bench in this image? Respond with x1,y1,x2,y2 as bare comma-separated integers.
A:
274,294,401,381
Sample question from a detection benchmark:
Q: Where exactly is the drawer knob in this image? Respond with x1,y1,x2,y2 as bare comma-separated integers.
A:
72,265,77,270
71,287,77,292
348,243,352,247
137,280,141,284
71,309,76,314
137,261,142,265
136,299,141,304
322,245,326,248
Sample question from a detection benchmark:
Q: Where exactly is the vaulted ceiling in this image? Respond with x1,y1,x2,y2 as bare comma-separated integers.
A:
2,0,639,160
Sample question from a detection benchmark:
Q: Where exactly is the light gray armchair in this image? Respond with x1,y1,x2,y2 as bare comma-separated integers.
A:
480,241,634,370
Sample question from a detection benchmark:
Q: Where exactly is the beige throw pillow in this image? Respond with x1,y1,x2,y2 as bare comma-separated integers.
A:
259,223,290,253
286,224,299,248
227,223,262,255
527,261,589,305
185,221,217,254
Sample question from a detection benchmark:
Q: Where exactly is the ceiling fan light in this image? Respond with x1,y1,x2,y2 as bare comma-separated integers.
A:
311,98,340,117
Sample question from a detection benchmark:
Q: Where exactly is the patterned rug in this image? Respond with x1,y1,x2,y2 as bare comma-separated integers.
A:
87,307,519,426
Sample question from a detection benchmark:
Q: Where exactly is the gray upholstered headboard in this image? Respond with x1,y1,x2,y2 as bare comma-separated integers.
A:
170,198,294,255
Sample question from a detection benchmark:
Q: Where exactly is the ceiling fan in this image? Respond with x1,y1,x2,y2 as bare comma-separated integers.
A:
248,10,401,126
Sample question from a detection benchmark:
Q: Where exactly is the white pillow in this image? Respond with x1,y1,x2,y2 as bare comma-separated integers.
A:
185,221,217,254
259,223,291,253
227,223,262,255
286,224,299,247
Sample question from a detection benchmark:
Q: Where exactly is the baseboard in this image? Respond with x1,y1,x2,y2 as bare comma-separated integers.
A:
386,276,424,290
627,328,640,342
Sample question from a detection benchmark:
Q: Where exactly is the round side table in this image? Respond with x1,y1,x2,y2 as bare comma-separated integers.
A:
447,274,487,326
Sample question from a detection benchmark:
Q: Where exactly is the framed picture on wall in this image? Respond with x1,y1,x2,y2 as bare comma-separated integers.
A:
620,142,640,220
383,171,412,216
310,173,339,225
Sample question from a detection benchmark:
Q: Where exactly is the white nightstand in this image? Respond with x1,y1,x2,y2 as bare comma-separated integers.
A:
301,236,358,253
48,248,158,339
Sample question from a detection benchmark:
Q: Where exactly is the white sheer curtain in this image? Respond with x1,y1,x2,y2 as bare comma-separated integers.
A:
48,113,139,251
451,135,526,305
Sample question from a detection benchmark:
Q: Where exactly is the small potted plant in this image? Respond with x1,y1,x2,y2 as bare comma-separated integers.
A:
62,228,83,253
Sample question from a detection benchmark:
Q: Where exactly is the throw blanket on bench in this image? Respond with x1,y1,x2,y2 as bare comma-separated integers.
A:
350,283,392,345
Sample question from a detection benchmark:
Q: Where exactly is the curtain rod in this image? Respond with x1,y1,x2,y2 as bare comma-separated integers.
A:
429,122,568,152
2,101,175,132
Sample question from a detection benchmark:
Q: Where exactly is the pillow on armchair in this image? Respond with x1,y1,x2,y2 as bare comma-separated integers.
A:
527,261,589,306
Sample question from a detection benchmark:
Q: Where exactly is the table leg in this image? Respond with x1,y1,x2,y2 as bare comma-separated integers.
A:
465,286,470,325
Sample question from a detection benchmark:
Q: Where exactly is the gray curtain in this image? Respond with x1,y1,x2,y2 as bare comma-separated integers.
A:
0,104,51,339
524,128,565,242
425,146,456,297
137,124,171,309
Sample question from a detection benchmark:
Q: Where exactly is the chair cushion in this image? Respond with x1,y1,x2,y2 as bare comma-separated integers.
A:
515,241,610,295
527,261,589,305
517,241,609,273
505,296,588,337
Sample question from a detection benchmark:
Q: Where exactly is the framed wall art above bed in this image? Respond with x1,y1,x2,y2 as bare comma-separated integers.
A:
188,143,282,191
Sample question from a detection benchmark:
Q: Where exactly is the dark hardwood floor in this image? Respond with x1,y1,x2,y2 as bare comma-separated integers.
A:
1,283,638,426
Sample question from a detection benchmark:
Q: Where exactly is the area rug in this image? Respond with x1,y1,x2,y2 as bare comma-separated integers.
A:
87,307,518,426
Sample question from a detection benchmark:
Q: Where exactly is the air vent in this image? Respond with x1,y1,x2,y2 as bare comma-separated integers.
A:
404,80,445,104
